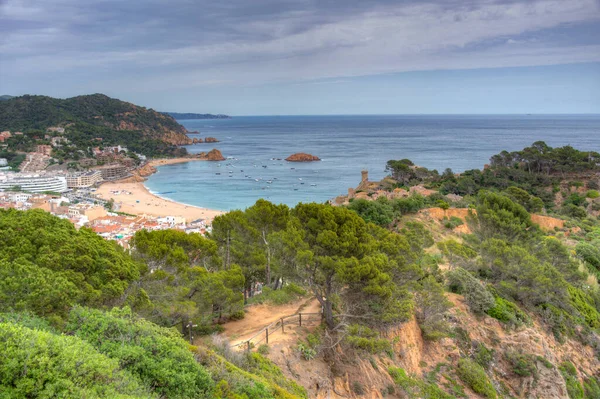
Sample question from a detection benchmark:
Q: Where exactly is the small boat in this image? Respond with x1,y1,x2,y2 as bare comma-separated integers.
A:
298,178,303,181
255,179,260,182
310,184,317,186
215,173,221,175
290,167,295,170
300,182,305,185
294,188,298,191
262,165,267,168
267,180,272,184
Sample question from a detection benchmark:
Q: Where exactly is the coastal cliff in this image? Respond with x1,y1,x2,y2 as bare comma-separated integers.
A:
285,153,321,162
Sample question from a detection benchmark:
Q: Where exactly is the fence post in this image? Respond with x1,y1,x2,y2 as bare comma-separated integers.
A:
247,341,250,353
281,318,284,333
266,328,269,344
299,313,302,327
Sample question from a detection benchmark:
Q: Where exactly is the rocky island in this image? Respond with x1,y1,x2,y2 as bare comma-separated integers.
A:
199,148,225,161
285,153,321,162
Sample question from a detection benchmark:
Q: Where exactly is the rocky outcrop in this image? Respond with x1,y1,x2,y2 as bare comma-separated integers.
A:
199,149,225,161
192,138,203,144
137,163,157,177
205,137,219,143
285,153,321,162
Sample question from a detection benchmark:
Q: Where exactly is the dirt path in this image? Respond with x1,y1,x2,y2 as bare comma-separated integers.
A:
222,297,321,347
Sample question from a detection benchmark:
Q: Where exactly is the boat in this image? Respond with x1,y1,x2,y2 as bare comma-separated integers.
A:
215,173,221,175
310,183,317,186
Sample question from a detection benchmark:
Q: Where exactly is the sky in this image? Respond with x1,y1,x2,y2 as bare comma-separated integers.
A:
1,0,599,115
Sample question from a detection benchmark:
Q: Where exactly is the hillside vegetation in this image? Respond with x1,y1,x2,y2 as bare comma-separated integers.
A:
0,94,192,157
1,142,600,398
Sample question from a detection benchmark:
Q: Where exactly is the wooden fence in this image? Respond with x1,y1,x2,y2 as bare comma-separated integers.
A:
232,311,322,352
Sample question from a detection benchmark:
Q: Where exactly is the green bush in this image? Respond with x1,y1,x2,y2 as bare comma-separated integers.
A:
66,306,213,399
249,284,307,306
587,190,600,199
584,377,600,399
485,296,529,325
258,344,270,355
0,321,153,398
446,268,495,314
561,204,587,219
296,343,316,360
443,216,464,229
387,367,454,399
456,358,497,399
559,362,584,399
345,324,392,354
474,343,494,370
505,350,537,377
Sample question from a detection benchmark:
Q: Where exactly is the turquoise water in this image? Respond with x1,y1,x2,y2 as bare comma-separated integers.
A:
144,115,600,211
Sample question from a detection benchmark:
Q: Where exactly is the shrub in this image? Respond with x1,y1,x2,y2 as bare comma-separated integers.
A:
352,381,365,395
443,216,464,229
561,204,587,219
66,306,214,399
456,358,497,399
485,296,529,325
415,277,452,340
388,367,453,399
505,350,537,377
559,362,584,399
195,323,225,336
446,268,495,314
0,322,152,399
345,324,392,354
249,284,307,306
587,190,600,199
474,343,494,370
297,343,316,360
258,344,270,355
584,377,600,399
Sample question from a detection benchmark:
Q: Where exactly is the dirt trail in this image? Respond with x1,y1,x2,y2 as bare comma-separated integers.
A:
223,297,321,347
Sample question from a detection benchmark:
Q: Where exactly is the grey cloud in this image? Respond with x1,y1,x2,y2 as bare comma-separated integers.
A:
1,0,599,93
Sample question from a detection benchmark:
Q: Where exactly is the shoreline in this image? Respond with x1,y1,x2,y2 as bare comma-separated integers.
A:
96,157,224,223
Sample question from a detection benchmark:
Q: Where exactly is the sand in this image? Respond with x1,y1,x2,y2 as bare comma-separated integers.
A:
96,158,224,223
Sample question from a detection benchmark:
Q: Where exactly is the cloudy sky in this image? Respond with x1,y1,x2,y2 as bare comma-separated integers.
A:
1,0,599,114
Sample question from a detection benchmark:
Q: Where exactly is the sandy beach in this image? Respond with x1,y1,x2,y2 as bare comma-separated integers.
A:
96,158,224,223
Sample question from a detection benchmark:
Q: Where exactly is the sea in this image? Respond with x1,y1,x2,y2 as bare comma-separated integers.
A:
144,115,600,211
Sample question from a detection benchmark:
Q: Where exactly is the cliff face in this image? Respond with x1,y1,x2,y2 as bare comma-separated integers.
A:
286,153,321,162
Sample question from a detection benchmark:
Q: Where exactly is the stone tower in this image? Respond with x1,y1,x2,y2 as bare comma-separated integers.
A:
361,170,368,184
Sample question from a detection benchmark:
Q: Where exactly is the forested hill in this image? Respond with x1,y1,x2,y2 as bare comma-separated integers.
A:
165,112,231,120
0,95,14,101
0,94,192,146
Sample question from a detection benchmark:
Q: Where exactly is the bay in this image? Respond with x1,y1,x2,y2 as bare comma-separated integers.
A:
144,115,600,211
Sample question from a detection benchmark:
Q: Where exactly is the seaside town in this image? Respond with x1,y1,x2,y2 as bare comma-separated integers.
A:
0,127,219,248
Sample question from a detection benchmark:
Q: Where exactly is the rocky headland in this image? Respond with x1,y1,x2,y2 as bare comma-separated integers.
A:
285,153,321,162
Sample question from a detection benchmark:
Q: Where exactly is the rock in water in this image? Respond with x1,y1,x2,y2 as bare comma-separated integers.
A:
285,153,321,162
199,148,226,161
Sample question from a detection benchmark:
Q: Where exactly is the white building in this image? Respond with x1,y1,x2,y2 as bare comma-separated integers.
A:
0,173,68,193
